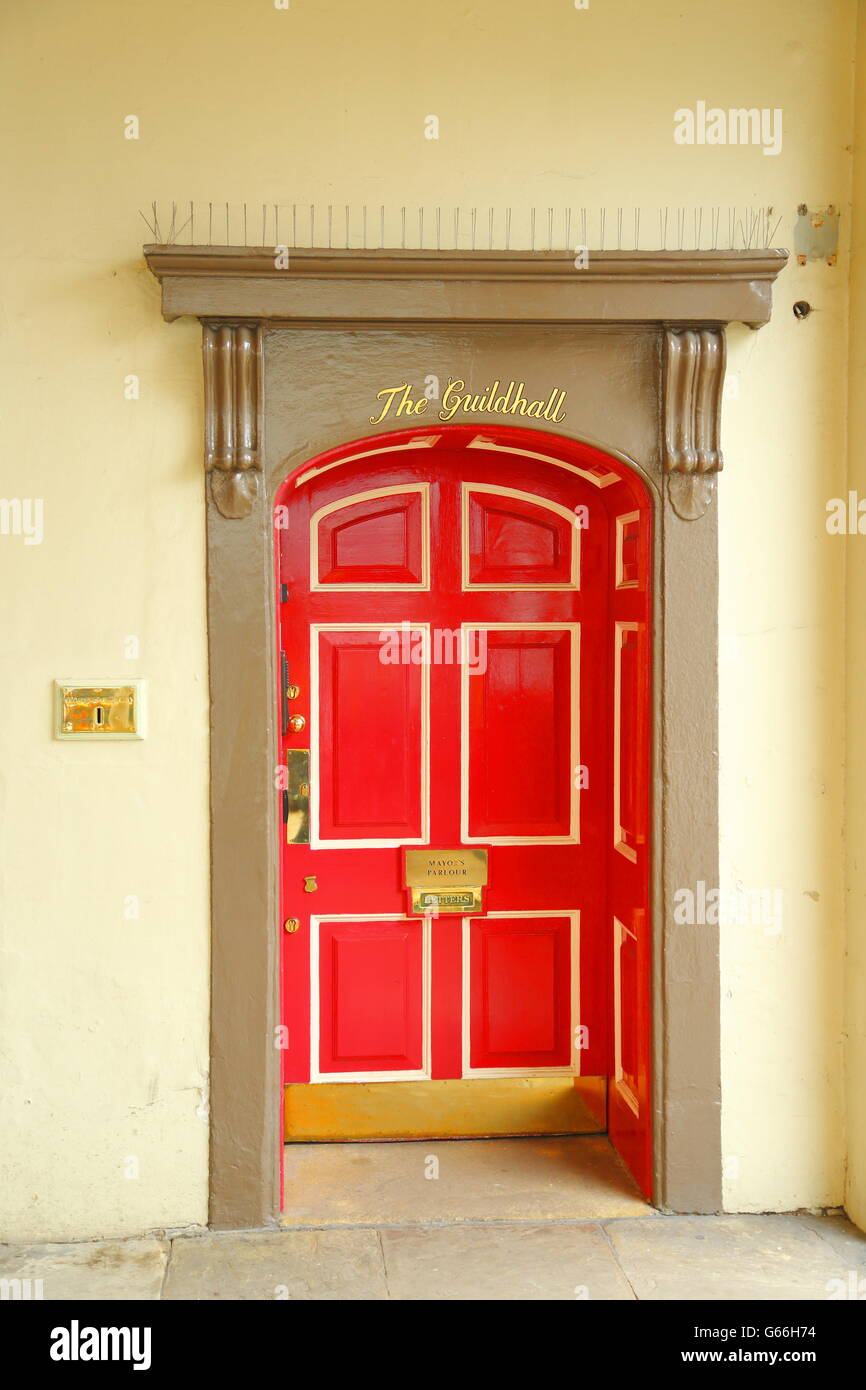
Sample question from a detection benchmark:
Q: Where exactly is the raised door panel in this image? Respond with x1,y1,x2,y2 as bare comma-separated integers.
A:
313,486,427,588
464,626,577,842
615,511,643,589
613,917,640,1115
316,918,425,1076
464,485,577,589
315,627,428,844
614,622,647,862
468,915,573,1071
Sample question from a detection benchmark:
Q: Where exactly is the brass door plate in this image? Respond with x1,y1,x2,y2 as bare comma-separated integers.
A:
54,680,146,740
410,887,482,914
404,848,488,888
404,850,488,916
286,749,310,844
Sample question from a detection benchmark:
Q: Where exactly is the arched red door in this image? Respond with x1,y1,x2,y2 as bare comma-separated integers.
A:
275,425,652,1197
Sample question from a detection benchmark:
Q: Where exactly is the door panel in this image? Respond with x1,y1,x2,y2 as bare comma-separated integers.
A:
467,914,574,1071
614,623,643,861
313,485,428,589
315,917,426,1077
465,626,577,842
315,626,428,844
613,916,639,1113
464,484,578,589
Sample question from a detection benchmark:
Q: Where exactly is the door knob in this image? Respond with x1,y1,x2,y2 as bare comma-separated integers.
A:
289,715,306,733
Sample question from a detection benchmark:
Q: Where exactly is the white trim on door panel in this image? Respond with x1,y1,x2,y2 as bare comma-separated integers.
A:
294,436,441,488
309,913,431,1083
460,623,580,845
310,622,430,848
613,620,639,863
461,483,580,591
615,510,640,590
310,483,430,592
461,910,580,1078
613,915,640,1116
466,435,621,487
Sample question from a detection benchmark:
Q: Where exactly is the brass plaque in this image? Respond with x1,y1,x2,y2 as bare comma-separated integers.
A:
286,749,310,844
411,887,482,915
404,848,488,889
55,681,145,740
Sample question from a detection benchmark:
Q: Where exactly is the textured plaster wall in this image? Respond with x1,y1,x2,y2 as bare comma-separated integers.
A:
0,0,857,1237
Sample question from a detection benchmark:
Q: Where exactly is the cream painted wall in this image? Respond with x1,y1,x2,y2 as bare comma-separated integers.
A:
845,3,866,1233
0,0,857,1238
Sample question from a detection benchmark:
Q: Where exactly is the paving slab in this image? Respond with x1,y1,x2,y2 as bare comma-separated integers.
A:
0,1239,168,1301
796,1211,866,1273
605,1214,861,1301
283,1135,651,1226
163,1228,388,1300
380,1221,635,1300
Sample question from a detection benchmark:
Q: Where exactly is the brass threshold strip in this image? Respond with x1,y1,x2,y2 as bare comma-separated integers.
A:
285,1076,606,1141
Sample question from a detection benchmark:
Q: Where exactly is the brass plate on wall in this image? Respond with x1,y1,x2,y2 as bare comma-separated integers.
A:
54,681,145,740
285,1076,606,1141
404,848,488,888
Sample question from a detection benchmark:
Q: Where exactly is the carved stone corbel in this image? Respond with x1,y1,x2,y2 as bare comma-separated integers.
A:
663,327,726,520
202,324,261,519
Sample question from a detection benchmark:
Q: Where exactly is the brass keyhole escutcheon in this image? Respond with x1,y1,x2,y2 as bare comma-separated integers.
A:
284,917,300,934
304,876,318,893
289,715,306,733
286,684,300,700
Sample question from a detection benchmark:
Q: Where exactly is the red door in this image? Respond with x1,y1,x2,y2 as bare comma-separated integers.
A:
276,425,652,1196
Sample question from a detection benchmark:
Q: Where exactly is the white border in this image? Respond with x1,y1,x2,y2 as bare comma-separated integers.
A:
310,483,430,592
310,913,431,1082
466,435,621,487
613,620,639,863
615,510,640,590
294,436,440,487
613,915,640,1116
461,910,580,1077
311,623,430,847
460,623,580,845
461,483,580,591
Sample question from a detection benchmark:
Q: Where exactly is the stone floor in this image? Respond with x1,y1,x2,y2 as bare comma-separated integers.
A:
2,1139,865,1300
282,1135,649,1224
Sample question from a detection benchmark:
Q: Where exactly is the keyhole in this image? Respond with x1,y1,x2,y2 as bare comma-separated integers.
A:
94,705,105,728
